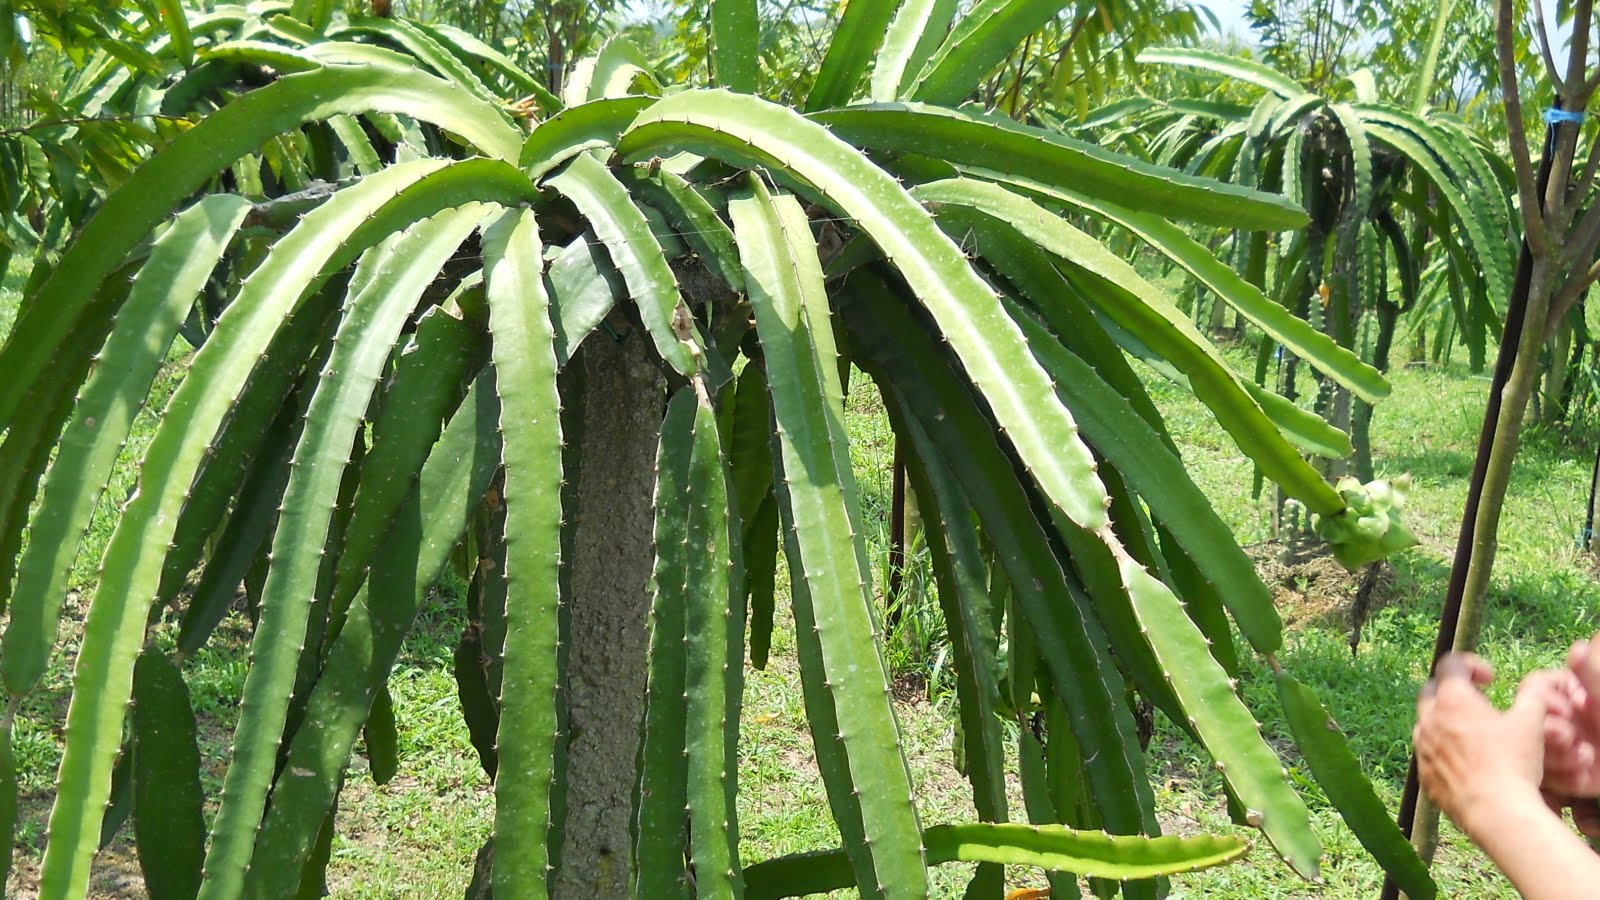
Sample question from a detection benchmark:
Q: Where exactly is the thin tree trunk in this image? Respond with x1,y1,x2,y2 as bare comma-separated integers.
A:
1556,294,1589,424
1586,437,1600,555
1540,314,1573,424
552,317,664,898
546,24,565,95
1394,72,1573,884
1408,258,1555,874
1450,260,1556,654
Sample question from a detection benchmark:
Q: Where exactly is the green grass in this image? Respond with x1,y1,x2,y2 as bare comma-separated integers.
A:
4,259,1599,898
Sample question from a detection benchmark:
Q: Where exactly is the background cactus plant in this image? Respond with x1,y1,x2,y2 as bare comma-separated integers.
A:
0,1,1432,897
1095,46,1514,487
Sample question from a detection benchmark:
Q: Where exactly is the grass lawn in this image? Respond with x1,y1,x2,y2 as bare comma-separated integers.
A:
3,266,1598,898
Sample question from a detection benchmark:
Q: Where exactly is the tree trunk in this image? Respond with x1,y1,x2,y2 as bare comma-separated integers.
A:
1391,70,1581,893
546,25,566,95
552,317,665,898
1411,256,1556,873
1586,437,1600,555
1540,315,1573,424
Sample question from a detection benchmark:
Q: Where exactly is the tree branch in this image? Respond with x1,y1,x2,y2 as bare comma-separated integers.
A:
1570,134,1600,207
1006,32,1036,118
1501,0,1550,257
1572,0,1596,91
1533,0,1569,92
1561,199,1600,270
1548,3,1600,236
1547,259,1600,341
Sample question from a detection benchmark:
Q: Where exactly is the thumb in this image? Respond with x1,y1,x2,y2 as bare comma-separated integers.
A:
1436,652,1494,686
1509,671,1561,731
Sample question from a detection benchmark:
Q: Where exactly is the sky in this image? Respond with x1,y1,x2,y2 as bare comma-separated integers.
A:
1198,0,1254,41
1196,0,1574,55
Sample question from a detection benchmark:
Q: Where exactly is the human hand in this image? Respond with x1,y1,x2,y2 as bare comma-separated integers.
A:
1538,633,1600,834
1536,660,1594,798
1414,653,1562,841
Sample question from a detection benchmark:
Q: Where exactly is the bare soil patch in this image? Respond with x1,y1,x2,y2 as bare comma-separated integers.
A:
1248,540,1396,649
8,794,144,899
890,671,927,704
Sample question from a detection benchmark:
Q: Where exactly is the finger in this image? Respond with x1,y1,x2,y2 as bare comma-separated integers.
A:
1418,678,1439,704
1547,739,1600,797
1570,639,1589,670
1575,639,1600,696
1413,717,1439,756
1546,714,1577,750
1547,675,1585,726
1547,673,1579,716
1571,641,1592,694
1521,669,1568,695
1510,672,1560,731
1421,653,1483,705
1436,652,1493,686
1421,675,1492,724
1577,740,1598,773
